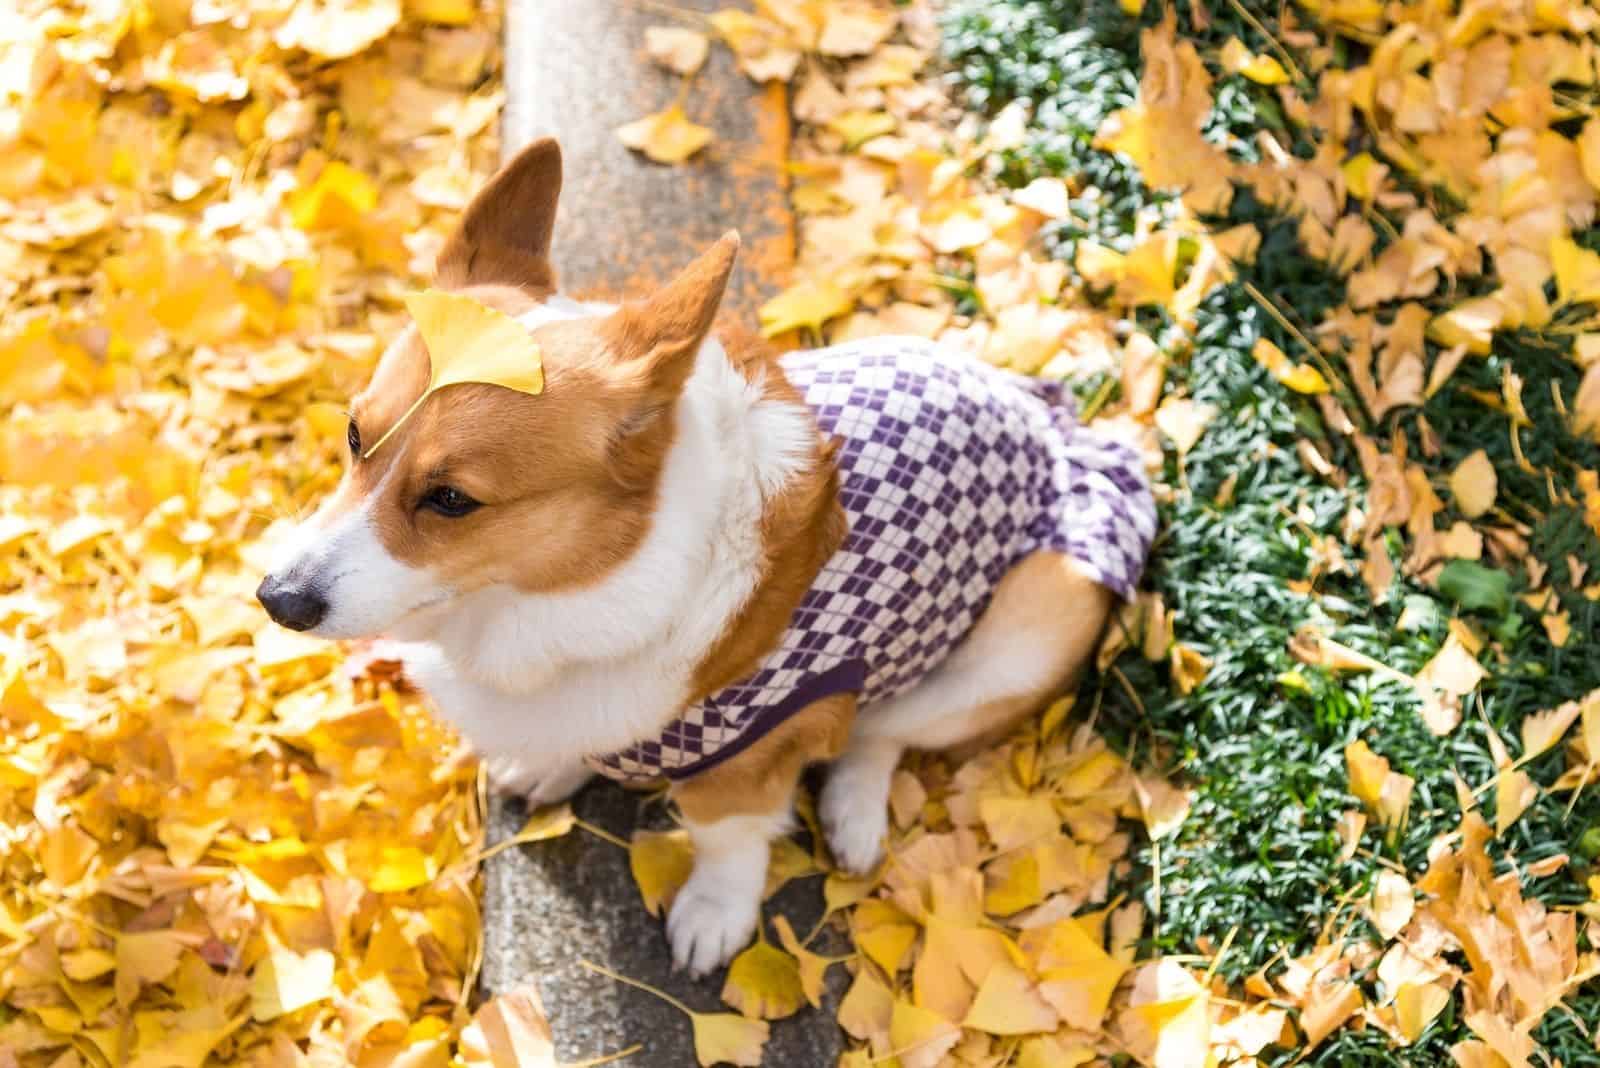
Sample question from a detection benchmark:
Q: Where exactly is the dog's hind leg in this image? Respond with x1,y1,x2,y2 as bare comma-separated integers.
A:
819,551,1114,874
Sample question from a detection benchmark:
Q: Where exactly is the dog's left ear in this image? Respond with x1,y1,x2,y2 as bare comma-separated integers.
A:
602,231,740,404
435,138,563,290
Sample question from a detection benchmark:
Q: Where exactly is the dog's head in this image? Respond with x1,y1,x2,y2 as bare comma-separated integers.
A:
256,139,740,638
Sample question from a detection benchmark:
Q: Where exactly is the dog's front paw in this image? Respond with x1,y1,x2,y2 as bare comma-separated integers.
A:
820,763,892,875
482,756,594,805
666,873,759,977
483,754,542,796
524,763,595,807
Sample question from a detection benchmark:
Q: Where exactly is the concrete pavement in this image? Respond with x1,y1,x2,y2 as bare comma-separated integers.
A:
483,4,844,1064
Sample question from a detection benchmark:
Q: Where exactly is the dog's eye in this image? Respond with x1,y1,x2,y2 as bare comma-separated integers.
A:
422,485,480,518
346,418,361,457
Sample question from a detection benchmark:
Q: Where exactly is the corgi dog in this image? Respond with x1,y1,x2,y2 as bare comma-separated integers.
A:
257,139,1157,976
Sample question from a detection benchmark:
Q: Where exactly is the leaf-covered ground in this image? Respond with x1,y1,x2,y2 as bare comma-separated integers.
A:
606,0,1600,1065
0,2,515,1064
9,0,1600,1066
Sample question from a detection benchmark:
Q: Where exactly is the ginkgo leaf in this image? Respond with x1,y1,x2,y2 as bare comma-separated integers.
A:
837,967,893,1040
629,828,693,917
822,871,875,915
1521,700,1582,764
1252,338,1330,394
288,160,379,230
1169,643,1211,694
1154,397,1218,454
855,912,917,976
818,6,898,56
888,999,962,1068
1219,38,1290,84
368,845,433,892
458,984,558,1067
116,930,187,1006
1301,979,1363,1049
1120,961,1212,1068
617,105,714,164
645,27,710,75
1449,450,1497,519
759,279,854,337
828,109,897,150
720,936,805,1020
1369,870,1413,940
275,0,402,60
1134,772,1192,840
978,795,1059,852
763,835,818,899
364,290,545,456
691,1013,770,1068
1552,235,1600,305
582,959,768,1067
515,802,577,843
963,960,1060,1035
250,942,335,1020
771,915,840,1009
1011,177,1073,219
1495,768,1538,835
1394,982,1449,1044
1428,297,1502,356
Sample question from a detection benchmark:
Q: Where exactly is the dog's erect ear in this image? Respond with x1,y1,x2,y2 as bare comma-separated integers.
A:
435,138,562,290
602,231,740,402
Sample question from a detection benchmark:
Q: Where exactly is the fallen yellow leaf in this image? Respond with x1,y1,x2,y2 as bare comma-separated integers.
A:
1448,449,1497,519
1369,870,1414,940
691,1012,771,1068
1394,982,1450,1044
458,984,557,1067
720,936,805,1020
616,104,714,164
963,960,1060,1035
251,941,336,1021
759,278,854,337
629,828,693,917
645,26,711,75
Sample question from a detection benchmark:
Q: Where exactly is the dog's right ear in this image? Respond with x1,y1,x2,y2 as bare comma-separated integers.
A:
435,138,562,291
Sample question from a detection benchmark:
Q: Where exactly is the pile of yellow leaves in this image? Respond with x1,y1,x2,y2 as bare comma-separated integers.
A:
0,1,545,1063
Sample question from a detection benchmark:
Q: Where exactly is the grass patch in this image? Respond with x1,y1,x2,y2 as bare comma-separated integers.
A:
942,0,1600,1061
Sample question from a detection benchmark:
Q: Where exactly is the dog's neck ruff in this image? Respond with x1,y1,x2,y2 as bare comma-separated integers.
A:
589,337,1158,785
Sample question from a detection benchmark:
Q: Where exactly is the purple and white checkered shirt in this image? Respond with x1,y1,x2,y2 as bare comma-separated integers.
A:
589,337,1157,784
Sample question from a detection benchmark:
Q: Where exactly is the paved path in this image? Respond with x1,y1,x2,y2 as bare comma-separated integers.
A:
485,4,844,1065
502,0,794,317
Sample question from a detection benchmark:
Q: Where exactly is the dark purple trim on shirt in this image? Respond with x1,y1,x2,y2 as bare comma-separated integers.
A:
662,658,869,781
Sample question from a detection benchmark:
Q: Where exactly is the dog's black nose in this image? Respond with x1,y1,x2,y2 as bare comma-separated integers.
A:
256,574,328,632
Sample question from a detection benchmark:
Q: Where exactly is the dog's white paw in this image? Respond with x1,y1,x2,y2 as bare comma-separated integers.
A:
666,871,759,977
524,763,595,807
483,754,541,796
482,756,594,805
819,760,893,875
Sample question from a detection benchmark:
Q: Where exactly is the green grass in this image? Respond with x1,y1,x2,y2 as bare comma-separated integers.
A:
941,1,1600,1063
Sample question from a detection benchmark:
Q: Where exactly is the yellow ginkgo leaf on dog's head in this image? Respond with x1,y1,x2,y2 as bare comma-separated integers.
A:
364,289,544,456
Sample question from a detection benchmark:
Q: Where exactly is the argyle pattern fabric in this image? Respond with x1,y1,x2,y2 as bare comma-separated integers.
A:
589,337,1157,784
